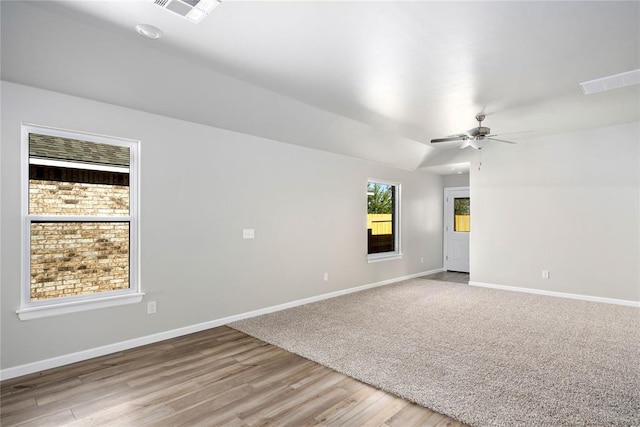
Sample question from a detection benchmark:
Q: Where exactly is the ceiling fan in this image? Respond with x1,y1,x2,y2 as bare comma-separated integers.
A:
430,114,521,150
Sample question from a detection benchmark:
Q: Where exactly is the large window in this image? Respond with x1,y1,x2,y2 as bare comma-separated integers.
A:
367,180,401,261
19,125,141,320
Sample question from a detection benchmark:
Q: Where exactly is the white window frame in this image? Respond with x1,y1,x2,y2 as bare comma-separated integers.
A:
17,124,143,320
367,179,402,263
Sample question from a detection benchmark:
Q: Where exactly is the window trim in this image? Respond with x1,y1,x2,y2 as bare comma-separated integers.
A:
29,157,130,174
19,123,142,320
367,178,402,262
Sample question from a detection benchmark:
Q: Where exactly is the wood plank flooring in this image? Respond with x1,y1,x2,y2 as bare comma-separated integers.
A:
1,326,466,426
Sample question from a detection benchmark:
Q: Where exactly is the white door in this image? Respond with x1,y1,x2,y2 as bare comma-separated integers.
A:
444,187,470,273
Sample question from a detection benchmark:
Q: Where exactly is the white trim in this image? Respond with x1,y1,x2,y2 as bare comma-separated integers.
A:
469,281,640,307
21,125,30,312
29,158,130,174
443,186,470,272
367,253,403,263
17,293,145,321
22,122,138,147
20,123,141,313
367,178,402,260
28,215,131,222
0,268,443,381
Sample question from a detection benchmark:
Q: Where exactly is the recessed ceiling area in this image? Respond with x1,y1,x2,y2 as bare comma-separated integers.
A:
1,1,638,172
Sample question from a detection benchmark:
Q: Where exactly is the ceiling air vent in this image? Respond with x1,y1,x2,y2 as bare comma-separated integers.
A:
151,0,221,24
579,69,640,95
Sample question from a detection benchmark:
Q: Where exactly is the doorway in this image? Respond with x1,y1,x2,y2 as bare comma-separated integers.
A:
444,187,470,273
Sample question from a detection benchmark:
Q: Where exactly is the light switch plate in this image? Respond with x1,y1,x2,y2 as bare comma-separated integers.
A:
243,229,255,239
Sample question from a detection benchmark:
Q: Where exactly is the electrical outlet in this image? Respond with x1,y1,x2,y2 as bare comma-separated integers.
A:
420,257,424,264
323,272,329,281
147,301,157,314
542,270,550,279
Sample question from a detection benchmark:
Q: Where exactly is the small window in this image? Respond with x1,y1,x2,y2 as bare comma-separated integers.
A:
454,197,470,232
367,180,401,261
19,125,141,319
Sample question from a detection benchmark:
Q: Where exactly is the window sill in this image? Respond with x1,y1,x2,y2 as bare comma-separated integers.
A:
367,253,403,263
16,293,145,321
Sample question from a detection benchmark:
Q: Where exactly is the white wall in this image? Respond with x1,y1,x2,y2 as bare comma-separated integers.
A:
442,173,470,188
470,123,640,301
0,82,444,371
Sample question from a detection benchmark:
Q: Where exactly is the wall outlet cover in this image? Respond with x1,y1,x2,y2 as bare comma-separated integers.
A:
147,301,157,314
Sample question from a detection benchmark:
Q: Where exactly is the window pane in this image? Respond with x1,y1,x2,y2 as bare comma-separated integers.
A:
29,174,129,216
367,182,395,254
28,133,130,216
30,222,130,300
454,197,470,232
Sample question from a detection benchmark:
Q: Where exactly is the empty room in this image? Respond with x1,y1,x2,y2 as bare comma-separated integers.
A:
1,1,638,426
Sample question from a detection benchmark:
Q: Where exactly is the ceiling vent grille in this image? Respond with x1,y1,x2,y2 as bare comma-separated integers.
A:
151,0,221,23
579,69,640,95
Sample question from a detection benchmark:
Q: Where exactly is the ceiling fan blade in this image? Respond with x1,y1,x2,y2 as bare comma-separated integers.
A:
458,140,471,149
486,137,517,144
431,136,468,143
487,130,533,137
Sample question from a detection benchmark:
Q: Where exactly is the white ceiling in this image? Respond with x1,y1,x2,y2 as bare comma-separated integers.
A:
2,1,639,172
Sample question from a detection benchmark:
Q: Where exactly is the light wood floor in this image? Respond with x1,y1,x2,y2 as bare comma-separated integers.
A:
1,326,466,426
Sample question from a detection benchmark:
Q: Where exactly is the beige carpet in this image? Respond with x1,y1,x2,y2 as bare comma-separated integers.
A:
229,278,640,426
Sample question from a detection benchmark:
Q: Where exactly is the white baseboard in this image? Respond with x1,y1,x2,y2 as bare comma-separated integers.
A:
0,268,443,381
468,281,640,307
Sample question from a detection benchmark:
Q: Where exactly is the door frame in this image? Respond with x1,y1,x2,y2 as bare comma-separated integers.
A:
443,186,470,272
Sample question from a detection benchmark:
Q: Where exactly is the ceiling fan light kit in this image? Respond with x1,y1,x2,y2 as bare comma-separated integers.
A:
430,114,521,150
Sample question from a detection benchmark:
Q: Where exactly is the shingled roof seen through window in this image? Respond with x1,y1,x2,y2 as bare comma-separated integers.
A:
29,133,130,167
